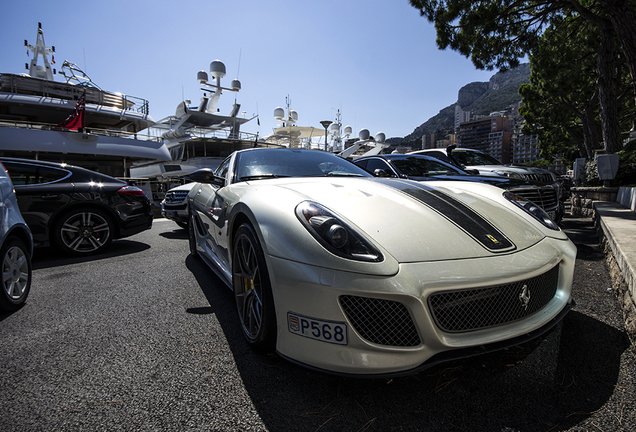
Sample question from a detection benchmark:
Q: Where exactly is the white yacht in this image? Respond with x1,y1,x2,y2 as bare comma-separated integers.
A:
0,23,170,177
130,59,269,181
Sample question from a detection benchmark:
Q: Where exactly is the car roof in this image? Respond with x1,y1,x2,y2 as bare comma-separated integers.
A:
0,157,125,183
357,154,441,161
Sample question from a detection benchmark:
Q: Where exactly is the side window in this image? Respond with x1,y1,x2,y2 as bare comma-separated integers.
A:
214,157,231,180
355,160,368,169
365,159,393,176
3,162,68,186
428,151,452,164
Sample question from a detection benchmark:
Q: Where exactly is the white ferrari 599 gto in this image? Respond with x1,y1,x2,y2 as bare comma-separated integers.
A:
187,148,576,377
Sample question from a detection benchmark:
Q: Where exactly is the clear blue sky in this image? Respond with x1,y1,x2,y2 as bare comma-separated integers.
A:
1,0,497,140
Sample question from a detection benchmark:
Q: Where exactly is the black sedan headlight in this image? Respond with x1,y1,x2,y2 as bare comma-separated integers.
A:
504,191,559,231
296,201,383,262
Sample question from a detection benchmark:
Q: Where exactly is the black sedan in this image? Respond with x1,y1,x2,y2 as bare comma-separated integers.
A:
353,154,562,221
0,157,153,255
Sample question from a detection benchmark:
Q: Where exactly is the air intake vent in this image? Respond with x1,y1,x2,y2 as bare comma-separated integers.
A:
339,295,421,347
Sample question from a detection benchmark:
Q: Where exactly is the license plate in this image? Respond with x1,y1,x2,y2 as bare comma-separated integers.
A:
287,312,348,345
165,210,175,218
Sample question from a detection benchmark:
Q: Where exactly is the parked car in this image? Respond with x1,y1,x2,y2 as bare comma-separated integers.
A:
411,146,558,184
161,183,197,228
354,153,563,222
187,148,576,377
0,161,33,312
0,158,153,256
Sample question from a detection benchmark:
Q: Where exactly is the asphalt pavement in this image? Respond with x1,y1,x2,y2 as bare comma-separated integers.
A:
1,217,634,431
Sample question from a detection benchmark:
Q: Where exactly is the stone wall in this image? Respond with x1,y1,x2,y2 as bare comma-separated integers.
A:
569,187,619,217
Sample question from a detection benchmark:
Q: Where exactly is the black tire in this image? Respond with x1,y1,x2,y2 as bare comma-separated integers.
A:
188,205,199,258
53,207,114,255
0,237,32,312
232,223,276,352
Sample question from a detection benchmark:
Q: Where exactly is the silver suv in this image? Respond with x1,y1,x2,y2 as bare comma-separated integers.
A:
412,146,558,184
161,183,197,228
0,162,33,312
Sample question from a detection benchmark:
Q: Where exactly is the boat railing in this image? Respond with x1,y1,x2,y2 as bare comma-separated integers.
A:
187,126,259,142
148,123,259,143
0,119,163,142
0,73,150,115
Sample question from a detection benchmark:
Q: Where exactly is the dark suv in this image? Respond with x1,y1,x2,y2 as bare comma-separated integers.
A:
354,153,563,222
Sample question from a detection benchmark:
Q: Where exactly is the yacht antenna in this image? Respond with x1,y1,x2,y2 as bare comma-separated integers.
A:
236,48,242,79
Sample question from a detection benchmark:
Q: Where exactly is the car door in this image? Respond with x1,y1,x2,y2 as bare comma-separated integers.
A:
190,156,233,278
209,157,234,274
2,161,73,246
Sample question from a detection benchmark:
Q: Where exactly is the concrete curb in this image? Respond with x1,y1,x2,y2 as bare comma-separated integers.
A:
594,200,636,337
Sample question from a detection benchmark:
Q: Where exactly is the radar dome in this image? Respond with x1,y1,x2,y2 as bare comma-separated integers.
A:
375,132,386,143
330,123,340,133
209,60,226,80
344,125,353,135
290,110,298,122
197,70,209,84
359,128,370,140
231,79,241,91
274,107,285,120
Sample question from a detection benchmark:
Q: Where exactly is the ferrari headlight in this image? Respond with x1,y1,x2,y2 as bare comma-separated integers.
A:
504,191,560,231
296,201,383,262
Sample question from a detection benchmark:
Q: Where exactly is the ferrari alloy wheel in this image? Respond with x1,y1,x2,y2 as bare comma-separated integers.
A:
54,208,113,255
232,223,276,352
0,238,32,312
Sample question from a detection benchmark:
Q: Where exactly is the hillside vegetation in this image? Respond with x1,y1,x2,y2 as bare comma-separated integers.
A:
392,64,530,147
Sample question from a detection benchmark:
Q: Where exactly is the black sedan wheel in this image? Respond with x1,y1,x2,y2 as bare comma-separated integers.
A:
54,208,114,255
232,223,276,352
0,238,32,312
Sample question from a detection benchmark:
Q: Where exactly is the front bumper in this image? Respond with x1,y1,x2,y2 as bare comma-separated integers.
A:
161,202,188,224
268,237,576,376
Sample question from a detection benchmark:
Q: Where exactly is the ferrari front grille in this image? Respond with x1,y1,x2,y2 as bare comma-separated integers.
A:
428,265,560,333
339,295,421,347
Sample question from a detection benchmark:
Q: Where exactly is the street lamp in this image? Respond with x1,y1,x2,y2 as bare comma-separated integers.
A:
320,120,333,151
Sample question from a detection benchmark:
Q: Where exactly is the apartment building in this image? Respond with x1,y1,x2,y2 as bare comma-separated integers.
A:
457,116,513,163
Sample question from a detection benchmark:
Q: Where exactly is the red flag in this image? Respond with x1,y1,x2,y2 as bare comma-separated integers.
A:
59,93,85,131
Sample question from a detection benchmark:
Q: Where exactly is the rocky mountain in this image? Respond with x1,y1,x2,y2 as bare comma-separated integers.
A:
390,63,531,146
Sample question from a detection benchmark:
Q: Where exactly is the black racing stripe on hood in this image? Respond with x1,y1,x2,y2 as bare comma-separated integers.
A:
375,178,515,252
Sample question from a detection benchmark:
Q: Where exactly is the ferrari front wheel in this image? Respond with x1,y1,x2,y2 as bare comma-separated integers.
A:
232,223,276,352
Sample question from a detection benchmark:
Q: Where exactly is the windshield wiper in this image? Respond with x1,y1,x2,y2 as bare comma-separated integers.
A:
324,172,365,177
238,174,289,181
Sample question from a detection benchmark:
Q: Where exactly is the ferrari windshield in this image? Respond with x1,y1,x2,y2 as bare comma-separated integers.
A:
392,157,466,177
451,150,502,166
235,149,371,181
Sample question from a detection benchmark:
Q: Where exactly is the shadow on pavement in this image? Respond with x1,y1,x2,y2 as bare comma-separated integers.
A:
185,247,630,432
31,240,151,270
